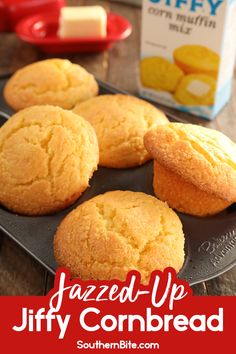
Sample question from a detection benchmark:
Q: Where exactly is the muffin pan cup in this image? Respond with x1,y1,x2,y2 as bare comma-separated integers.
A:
0,75,235,285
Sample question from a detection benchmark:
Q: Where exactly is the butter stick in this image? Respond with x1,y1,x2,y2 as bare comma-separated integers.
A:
58,6,107,39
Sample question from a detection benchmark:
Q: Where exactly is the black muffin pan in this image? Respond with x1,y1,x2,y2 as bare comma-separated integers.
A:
0,74,235,285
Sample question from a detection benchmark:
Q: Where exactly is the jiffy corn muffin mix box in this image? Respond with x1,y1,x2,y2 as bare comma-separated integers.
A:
139,0,236,119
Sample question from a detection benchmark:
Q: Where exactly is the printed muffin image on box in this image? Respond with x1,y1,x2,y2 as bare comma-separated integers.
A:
140,46,218,106
140,56,184,92
173,45,220,77
174,71,217,106
140,0,236,119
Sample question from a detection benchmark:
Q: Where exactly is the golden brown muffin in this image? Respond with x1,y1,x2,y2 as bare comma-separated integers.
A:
73,94,168,168
54,191,185,284
140,57,184,92
0,105,99,215
174,74,216,106
4,59,98,111
153,161,230,217
144,123,236,216
173,45,220,78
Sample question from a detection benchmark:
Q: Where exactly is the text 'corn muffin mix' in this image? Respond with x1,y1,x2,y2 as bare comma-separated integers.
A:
140,0,236,119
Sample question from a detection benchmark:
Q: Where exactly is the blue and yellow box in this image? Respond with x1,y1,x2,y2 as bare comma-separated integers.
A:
139,0,236,119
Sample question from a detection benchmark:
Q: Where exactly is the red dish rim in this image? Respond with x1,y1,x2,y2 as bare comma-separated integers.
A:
15,12,132,45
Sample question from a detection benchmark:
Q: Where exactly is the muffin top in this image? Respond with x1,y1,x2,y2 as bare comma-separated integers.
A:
54,190,185,284
4,59,98,111
173,45,219,76
144,123,236,202
174,74,216,106
0,105,99,215
73,94,168,168
140,56,184,92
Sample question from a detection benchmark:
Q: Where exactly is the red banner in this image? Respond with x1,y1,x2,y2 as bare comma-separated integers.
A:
0,268,234,353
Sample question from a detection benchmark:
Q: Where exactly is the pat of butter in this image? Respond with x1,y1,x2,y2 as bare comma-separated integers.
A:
187,80,210,97
58,6,107,39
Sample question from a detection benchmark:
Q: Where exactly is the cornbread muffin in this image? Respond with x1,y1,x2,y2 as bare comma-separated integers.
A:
174,45,220,78
175,74,216,106
0,105,99,215
73,94,168,168
144,123,236,217
4,59,98,111
140,57,184,92
153,161,230,217
54,191,185,283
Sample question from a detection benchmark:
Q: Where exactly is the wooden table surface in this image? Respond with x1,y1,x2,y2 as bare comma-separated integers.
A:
0,0,235,296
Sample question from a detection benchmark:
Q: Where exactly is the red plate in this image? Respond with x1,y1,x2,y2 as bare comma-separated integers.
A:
15,12,132,53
